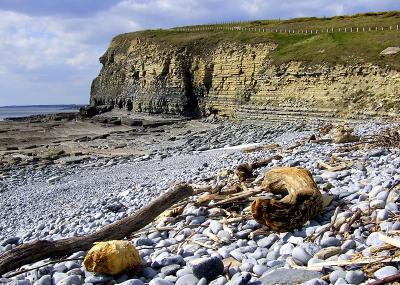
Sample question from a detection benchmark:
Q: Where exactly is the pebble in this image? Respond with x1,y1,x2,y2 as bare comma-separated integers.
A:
374,266,399,279
160,264,181,276
329,270,346,284
149,278,174,285
142,267,158,279
37,275,51,285
119,279,145,285
320,237,341,248
189,256,224,280
292,246,312,265
345,270,365,284
252,264,268,276
52,272,68,284
175,274,199,285
58,275,82,285
257,234,278,248
84,274,113,284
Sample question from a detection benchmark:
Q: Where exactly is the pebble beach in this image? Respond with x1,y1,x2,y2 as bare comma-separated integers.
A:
1,117,400,285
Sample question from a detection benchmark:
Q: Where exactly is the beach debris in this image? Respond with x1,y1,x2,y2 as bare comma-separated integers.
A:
234,155,282,181
251,167,324,232
0,184,196,276
83,240,141,275
372,127,400,148
319,123,333,136
332,124,359,144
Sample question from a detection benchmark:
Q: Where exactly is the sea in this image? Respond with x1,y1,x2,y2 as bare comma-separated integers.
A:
0,105,83,121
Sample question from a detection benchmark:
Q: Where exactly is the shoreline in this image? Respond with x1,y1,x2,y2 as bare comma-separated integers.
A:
1,113,400,284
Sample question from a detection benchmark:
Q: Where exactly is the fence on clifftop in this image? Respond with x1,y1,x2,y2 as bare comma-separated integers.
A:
173,24,400,34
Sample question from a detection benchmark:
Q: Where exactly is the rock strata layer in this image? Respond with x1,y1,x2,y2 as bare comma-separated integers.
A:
90,38,400,120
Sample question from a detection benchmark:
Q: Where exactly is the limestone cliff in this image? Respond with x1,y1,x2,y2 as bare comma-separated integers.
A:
90,37,400,120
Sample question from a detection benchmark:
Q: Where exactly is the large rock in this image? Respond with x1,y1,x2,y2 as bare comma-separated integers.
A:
380,47,400,55
83,240,141,275
259,268,323,285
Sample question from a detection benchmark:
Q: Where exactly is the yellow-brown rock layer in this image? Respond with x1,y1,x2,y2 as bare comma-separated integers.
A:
90,38,400,120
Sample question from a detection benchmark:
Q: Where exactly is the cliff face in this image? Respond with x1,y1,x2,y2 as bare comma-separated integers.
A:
90,38,400,120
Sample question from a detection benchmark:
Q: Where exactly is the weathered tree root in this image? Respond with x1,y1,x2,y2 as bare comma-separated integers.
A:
0,184,194,276
234,155,283,182
251,167,324,232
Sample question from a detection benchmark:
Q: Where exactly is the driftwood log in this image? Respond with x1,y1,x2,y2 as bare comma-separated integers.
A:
0,184,194,276
251,167,324,232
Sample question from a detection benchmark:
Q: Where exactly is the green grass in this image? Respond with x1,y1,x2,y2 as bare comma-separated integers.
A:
109,11,400,69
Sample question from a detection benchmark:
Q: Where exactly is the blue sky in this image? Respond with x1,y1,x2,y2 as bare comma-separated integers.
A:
0,0,398,106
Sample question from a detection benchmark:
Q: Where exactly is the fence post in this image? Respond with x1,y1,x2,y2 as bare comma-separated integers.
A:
356,27,358,32
350,27,352,32
397,25,399,30
381,27,384,31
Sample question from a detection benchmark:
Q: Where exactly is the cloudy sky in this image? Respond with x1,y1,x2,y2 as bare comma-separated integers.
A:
0,0,398,106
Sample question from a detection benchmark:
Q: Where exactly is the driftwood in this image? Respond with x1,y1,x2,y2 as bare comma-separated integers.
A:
251,167,324,232
0,184,195,276
234,155,283,181
306,256,400,271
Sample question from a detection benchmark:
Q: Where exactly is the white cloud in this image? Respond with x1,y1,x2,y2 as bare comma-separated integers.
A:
0,0,398,105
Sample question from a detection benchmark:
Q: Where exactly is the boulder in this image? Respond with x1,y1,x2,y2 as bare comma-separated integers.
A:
83,240,141,275
380,47,400,56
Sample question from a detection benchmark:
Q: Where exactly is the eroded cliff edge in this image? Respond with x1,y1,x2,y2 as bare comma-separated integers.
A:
90,35,400,120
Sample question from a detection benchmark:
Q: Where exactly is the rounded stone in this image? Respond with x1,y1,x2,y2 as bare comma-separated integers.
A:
119,280,145,285
279,243,294,255
160,264,181,276
374,266,399,279
142,267,158,279
329,270,346,284
37,275,52,285
253,264,268,276
175,274,199,285
341,240,356,251
320,237,341,248
149,278,173,285
292,246,312,265
189,256,224,280
57,275,82,285
345,270,365,284
334,277,348,285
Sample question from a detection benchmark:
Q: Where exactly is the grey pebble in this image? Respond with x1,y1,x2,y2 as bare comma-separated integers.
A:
374,266,399,279
175,274,199,285
189,256,224,280
345,270,365,284
36,275,51,285
118,279,145,285
148,278,173,285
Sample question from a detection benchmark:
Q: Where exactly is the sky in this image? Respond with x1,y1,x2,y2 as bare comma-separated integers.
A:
0,0,398,106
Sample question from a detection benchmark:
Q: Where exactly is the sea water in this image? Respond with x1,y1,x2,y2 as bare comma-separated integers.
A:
0,105,81,120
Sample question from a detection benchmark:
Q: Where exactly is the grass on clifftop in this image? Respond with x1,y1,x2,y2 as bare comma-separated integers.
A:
112,11,400,69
